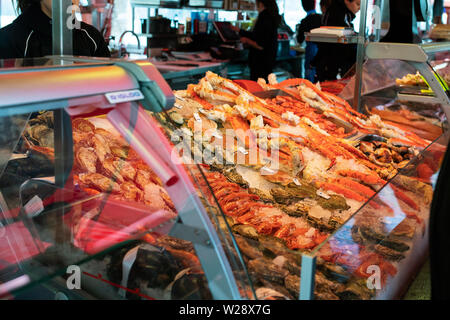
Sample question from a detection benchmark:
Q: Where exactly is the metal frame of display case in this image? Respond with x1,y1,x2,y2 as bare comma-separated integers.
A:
0,58,243,300
352,2,449,113
297,135,449,301
365,41,450,120
297,41,450,301
6,0,446,302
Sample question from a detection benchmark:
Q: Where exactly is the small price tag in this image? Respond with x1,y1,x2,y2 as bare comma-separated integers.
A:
24,195,44,218
212,131,223,139
237,147,248,155
293,178,301,186
105,89,144,104
316,190,330,200
174,103,183,109
260,166,276,175
193,112,201,122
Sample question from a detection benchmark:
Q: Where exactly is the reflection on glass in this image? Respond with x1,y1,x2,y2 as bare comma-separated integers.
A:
311,134,448,300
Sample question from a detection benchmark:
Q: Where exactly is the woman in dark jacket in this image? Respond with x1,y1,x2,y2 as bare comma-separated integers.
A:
232,0,280,81
0,0,110,59
313,0,360,81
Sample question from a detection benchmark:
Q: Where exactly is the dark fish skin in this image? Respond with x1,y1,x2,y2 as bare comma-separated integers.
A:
232,224,259,240
284,274,300,296
155,235,195,253
248,258,289,285
235,236,264,260
335,280,375,300
373,244,406,261
357,226,410,252
222,166,249,188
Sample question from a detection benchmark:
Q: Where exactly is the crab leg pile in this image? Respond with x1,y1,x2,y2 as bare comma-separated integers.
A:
157,71,445,299
169,72,425,206
204,171,328,250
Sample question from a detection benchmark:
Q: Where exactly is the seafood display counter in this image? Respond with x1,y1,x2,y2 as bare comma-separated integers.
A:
0,52,449,300
0,57,250,300
160,68,449,300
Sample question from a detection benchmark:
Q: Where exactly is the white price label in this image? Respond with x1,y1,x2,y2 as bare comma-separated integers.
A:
24,195,44,218
237,147,248,155
260,166,276,175
293,178,301,186
105,89,144,104
316,190,331,199
193,112,201,122
212,131,223,139
174,103,183,109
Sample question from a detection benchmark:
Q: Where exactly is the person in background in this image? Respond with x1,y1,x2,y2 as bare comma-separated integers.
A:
432,0,444,24
296,0,331,82
0,0,110,59
313,0,361,82
231,0,281,81
319,0,333,18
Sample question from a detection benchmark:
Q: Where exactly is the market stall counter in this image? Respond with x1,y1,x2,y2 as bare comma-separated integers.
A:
0,49,448,300
0,56,251,300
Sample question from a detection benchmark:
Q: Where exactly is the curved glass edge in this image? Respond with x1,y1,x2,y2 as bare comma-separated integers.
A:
0,103,233,300
340,45,449,106
151,111,256,300
308,132,449,300
0,184,180,299
0,61,248,300
153,109,312,301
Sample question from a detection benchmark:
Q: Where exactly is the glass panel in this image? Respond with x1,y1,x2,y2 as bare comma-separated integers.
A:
340,55,449,106
311,133,449,300
0,95,246,299
154,127,298,299
157,69,449,301
340,56,449,142
428,48,450,91
364,95,447,140
150,111,256,300
340,59,419,101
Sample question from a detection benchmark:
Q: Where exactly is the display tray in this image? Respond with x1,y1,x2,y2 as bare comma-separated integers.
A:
363,96,446,142
305,32,359,44
1,61,448,300
159,71,448,299
253,89,357,139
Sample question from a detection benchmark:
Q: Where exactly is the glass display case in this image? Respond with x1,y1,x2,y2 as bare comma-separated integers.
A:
303,134,448,299
339,42,450,143
1,46,449,301
341,42,450,115
0,57,252,300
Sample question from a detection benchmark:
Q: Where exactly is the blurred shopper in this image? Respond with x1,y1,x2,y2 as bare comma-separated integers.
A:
430,141,450,300
381,0,415,43
313,0,361,81
320,0,333,17
231,0,281,81
0,0,110,59
433,0,444,24
296,0,332,82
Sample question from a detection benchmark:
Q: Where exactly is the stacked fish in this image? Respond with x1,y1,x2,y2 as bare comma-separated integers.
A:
159,72,441,299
